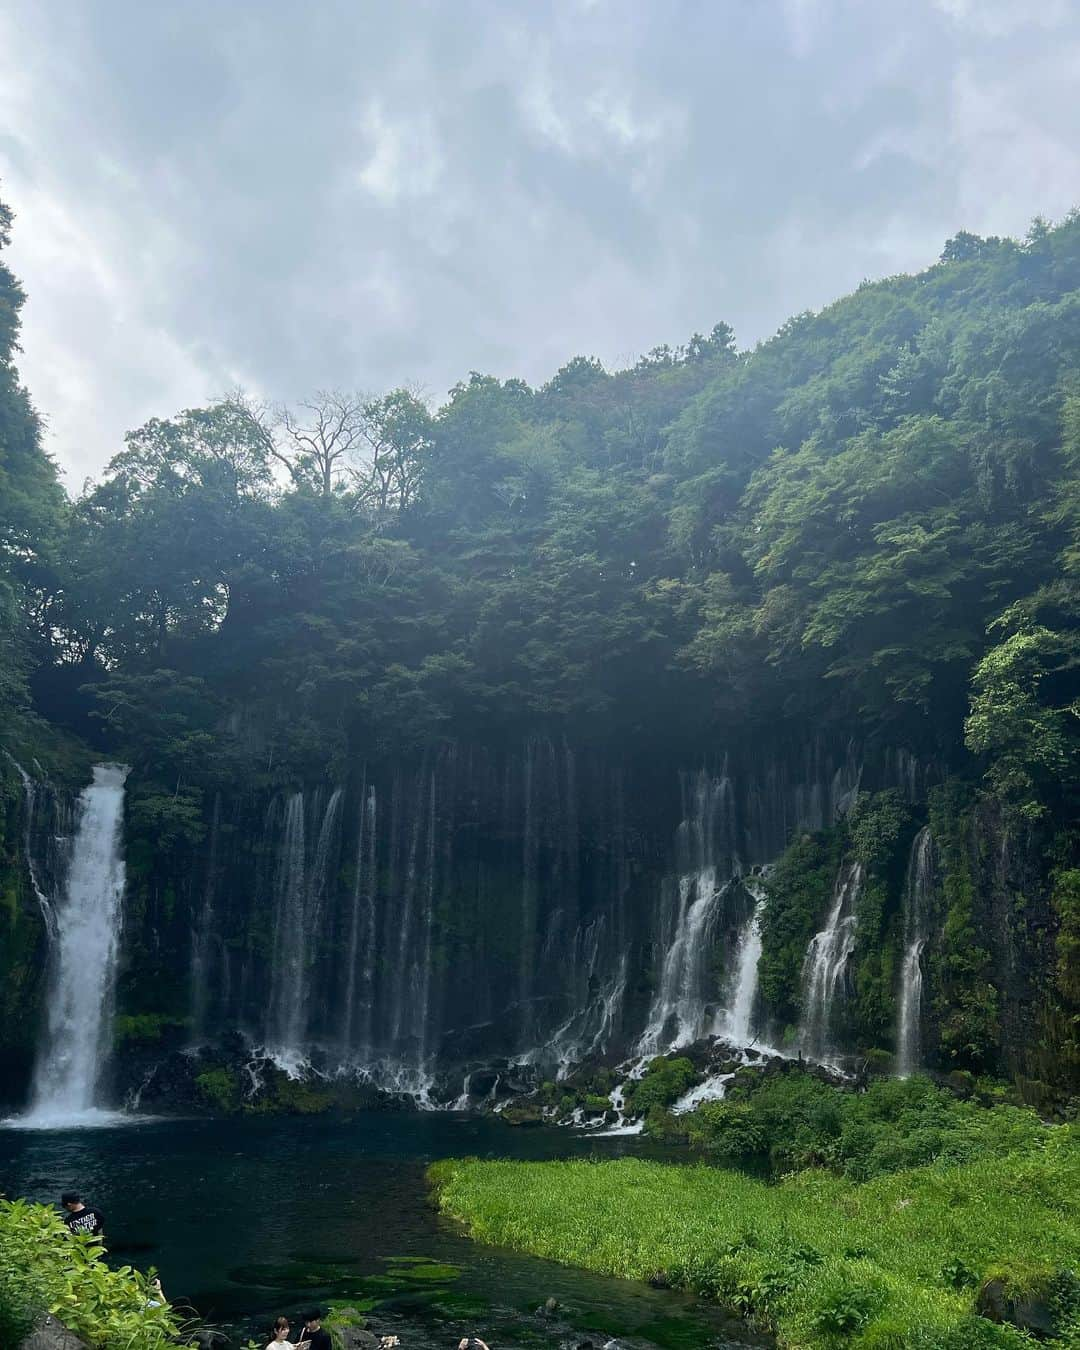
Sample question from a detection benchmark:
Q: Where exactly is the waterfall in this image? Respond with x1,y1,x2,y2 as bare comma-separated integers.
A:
190,792,222,1040
896,827,934,1078
799,860,863,1064
637,770,736,1055
4,754,59,941
22,764,130,1126
341,779,377,1052
717,873,767,1046
265,788,343,1063
518,742,539,1039
415,770,437,1076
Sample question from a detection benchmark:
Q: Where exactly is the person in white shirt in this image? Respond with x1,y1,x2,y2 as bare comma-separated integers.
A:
266,1315,296,1349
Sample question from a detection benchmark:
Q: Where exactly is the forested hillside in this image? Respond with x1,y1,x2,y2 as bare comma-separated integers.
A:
1,194,1078,1105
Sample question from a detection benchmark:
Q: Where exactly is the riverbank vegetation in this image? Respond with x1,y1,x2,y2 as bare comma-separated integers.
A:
669,1072,1051,1179
0,1198,192,1348
432,1110,1080,1348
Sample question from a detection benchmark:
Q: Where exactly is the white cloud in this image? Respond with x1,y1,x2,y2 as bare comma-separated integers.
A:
1,0,1080,482
932,0,1071,37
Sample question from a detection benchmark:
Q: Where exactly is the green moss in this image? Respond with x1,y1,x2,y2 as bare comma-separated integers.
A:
1051,866,1080,1004
929,782,1000,1069
759,828,845,1027
195,1067,239,1112
114,1012,190,1046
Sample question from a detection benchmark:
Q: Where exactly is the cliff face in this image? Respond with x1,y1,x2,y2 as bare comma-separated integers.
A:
4,736,1077,1113
0,764,63,1095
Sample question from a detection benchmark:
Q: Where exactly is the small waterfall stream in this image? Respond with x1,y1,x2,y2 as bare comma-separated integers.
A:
266,788,344,1064
22,764,130,1126
341,779,378,1053
717,873,767,1046
896,827,934,1077
799,860,863,1064
637,771,736,1055
4,754,60,941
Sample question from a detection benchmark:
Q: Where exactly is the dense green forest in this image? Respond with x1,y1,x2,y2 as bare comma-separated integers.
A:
4,211,1077,801
1,191,1079,1099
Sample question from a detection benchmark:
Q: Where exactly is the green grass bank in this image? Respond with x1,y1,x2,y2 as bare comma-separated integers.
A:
430,1124,1080,1348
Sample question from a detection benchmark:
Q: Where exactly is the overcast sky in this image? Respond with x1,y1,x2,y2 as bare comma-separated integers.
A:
2,0,1079,486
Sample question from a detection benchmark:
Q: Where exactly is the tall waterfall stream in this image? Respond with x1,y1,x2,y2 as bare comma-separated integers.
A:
18,764,130,1127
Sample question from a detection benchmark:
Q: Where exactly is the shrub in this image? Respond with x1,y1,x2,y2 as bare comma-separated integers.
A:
624,1057,697,1114
0,1199,193,1349
680,1070,1048,1181
195,1066,238,1111
685,1101,766,1163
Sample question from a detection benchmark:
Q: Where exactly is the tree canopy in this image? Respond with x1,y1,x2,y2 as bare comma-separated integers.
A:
1,193,1077,832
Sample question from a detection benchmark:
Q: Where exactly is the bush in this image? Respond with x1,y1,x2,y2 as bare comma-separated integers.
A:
0,1198,193,1349
195,1066,238,1111
685,1101,766,1163
624,1057,698,1114
115,1013,189,1046
679,1070,1049,1181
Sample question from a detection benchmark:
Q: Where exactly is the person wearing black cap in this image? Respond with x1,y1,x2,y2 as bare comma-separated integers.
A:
60,1192,105,1239
301,1310,331,1350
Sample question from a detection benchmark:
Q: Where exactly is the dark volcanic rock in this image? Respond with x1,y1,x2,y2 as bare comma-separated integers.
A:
19,1316,88,1350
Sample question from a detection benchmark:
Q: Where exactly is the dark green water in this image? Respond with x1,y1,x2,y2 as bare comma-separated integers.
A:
0,1112,762,1349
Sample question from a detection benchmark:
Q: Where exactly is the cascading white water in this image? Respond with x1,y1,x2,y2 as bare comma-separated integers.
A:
896,827,934,1078
717,875,767,1045
4,754,59,940
799,860,863,1064
637,771,736,1055
341,781,377,1052
21,764,130,1127
266,788,343,1064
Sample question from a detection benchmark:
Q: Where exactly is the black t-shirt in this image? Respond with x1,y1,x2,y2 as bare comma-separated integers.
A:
63,1206,105,1238
303,1329,331,1350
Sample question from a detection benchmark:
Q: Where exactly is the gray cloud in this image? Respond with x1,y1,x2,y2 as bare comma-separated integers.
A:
1,0,1078,484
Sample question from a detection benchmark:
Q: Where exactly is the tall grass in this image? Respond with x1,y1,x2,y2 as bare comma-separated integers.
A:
431,1124,1080,1347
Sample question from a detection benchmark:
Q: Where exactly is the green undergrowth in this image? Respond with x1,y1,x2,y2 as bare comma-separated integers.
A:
672,1072,1051,1180
430,1122,1080,1348
0,1198,195,1348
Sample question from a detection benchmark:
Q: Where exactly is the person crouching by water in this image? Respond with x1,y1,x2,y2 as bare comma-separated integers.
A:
266,1316,295,1349
61,1191,105,1239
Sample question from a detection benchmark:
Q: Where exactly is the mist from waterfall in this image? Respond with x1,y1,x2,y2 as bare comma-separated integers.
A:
22,764,130,1127
896,827,935,1078
799,861,863,1064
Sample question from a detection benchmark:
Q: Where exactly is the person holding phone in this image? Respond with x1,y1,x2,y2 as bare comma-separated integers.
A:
300,1309,331,1350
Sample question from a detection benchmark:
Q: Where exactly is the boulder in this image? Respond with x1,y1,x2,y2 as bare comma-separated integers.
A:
976,1269,1059,1338
19,1315,89,1350
338,1330,379,1350
194,1331,231,1349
